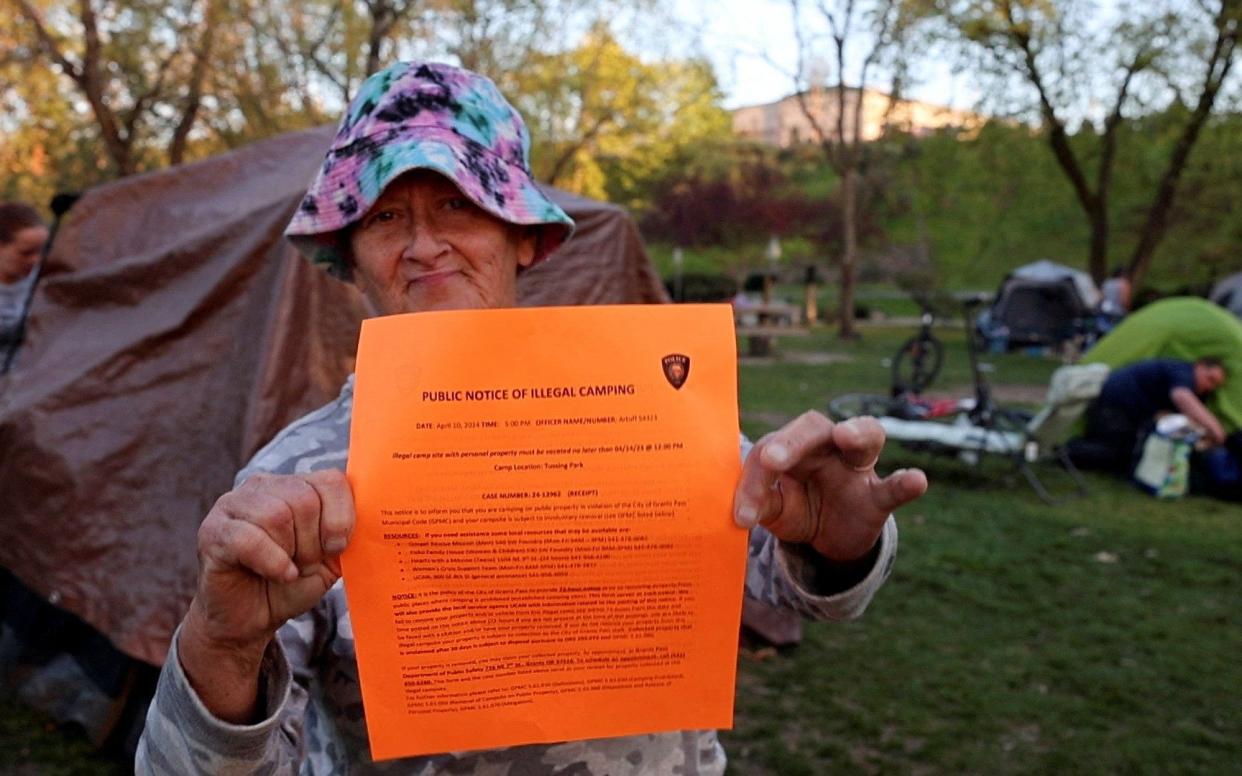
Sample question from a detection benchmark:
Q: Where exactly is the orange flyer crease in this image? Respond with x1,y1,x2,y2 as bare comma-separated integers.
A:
342,304,746,761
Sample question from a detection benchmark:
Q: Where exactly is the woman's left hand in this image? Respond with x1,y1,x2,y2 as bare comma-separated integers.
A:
733,413,927,562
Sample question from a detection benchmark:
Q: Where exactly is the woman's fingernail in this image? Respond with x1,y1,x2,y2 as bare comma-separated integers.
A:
736,504,758,527
766,442,789,465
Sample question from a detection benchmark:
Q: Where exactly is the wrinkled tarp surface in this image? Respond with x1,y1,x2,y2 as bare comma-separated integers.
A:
1083,297,1242,432
0,125,669,666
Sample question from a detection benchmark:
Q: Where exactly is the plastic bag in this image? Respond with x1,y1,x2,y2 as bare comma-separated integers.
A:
1133,416,1197,498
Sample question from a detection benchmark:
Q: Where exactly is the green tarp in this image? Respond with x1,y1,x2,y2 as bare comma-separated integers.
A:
1084,297,1242,432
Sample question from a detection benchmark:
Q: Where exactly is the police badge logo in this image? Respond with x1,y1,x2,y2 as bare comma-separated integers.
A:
661,353,690,390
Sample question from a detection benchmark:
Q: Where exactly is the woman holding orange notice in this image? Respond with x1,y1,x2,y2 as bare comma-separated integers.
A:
136,61,926,775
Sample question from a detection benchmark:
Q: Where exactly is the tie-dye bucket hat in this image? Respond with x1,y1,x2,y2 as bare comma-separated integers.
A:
285,61,575,279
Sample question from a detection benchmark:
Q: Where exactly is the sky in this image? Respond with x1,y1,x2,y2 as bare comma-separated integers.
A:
672,0,983,110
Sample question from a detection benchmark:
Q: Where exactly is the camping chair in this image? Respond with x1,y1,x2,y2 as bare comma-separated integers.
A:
1016,363,1110,501
867,364,1110,504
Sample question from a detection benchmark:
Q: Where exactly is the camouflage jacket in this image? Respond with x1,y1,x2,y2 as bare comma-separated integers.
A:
137,376,898,775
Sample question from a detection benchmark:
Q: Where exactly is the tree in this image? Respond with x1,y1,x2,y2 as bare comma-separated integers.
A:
788,0,929,338
946,0,1241,288
1,3,100,207
437,0,591,76
13,0,221,175
3,0,728,220
241,0,425,107
199,0,335,148
510,23,731,205
1128,1,1240,288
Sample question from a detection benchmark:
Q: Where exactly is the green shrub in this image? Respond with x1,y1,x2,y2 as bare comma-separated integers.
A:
666,272,737,302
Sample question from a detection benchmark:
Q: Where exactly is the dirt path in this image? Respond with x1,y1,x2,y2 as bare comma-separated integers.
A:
740,351,857,366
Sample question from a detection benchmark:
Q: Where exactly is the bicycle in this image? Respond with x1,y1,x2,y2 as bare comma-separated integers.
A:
829,292,1030,430
890,293,945,397
827,293,1100,504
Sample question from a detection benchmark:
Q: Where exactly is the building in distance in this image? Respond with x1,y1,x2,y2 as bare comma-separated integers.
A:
732,87,985,147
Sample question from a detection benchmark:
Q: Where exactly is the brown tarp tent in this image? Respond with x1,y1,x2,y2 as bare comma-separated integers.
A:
0,125,669,668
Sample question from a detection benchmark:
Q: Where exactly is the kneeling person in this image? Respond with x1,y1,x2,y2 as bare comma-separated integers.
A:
1077,357,1227,472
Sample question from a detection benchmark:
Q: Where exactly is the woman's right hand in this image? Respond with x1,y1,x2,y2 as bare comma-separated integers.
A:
178,470,354,722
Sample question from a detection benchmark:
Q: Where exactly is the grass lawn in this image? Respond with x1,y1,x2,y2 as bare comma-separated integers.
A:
2,321,1238,774
725,322,1242,774
0,694,126,775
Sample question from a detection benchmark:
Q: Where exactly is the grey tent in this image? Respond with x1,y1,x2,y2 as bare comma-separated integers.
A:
980,260,1101,348
1210,271,1242,318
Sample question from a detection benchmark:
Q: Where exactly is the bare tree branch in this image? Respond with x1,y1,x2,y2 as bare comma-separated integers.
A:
171,0,218,164
15,0,82,80
1092,43,1148,259
1003,2,1097,227
791,0,922,338
296,4,348,98
791,0,838,159
124,40,179,143
1129,1,1240,285
74,0,136,174
544,108,615,184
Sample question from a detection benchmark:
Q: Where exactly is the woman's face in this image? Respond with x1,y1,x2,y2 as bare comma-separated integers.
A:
0,225,48,283
348,170,536,315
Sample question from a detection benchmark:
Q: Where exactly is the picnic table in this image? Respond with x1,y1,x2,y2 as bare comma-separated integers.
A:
734,301,807,356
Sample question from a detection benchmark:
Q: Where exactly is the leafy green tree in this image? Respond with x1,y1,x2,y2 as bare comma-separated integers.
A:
437,0,600,75
4,0,723,217
510,23,732,205
13,0,222,175
5,0,431,179
878,123,1088,286
0,10,100,208
943,0,1241,287
873,109,1242,291
241,0,426,106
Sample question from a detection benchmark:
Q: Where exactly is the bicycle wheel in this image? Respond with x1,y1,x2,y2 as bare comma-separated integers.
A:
827,393,894,421
892,334,944,395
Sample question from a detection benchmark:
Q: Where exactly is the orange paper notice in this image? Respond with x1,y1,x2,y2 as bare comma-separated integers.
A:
343,304,746,761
